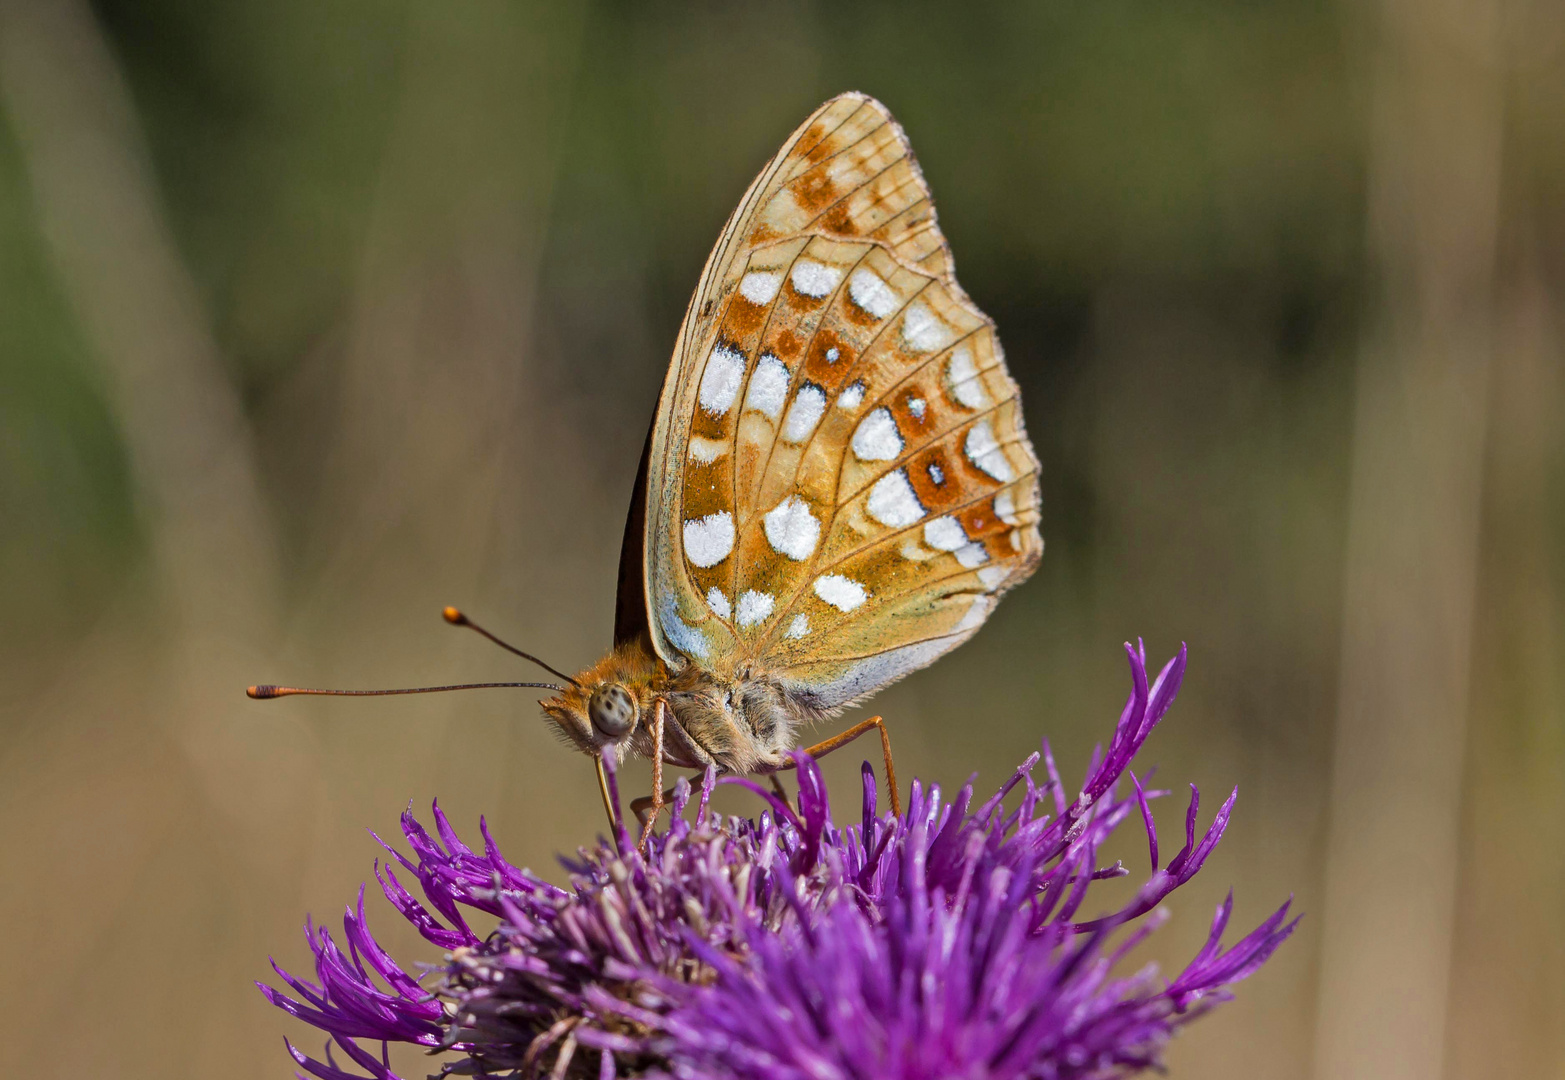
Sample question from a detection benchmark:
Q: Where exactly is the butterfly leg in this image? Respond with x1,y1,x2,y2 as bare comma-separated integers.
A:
788,715,902,818
630,788,678,825
769,774,796,817
637,697,670,849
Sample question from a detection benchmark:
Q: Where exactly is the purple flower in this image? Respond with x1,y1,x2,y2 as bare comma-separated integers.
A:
259,642,1295,1080
263,762,844,1079
434,769,859,1078
662,776,1295,1080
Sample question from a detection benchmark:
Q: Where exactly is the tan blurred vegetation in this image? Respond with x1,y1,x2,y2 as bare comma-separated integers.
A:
0,1,1560,1078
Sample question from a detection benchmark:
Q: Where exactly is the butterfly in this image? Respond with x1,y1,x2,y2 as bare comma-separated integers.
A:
249,93,1042,834
540,92,1043,828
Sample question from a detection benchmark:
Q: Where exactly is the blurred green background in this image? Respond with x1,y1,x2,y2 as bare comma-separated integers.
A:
0,1,1560,1078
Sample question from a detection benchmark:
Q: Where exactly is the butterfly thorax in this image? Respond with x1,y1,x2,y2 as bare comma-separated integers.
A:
542,640,828,775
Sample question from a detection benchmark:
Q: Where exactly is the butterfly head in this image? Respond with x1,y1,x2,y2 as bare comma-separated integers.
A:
540,643,664,757
541,681,635,755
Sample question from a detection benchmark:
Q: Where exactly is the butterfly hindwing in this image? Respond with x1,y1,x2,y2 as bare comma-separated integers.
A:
638,93,1042,708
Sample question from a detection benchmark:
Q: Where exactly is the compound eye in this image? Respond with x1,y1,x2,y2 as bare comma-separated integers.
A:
587,684,636,738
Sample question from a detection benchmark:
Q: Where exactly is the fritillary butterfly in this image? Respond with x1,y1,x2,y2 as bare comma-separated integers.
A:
543,93,1043,823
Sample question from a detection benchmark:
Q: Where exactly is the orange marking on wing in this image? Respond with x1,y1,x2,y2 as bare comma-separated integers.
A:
681,476,729,520
772,327,803,360
821,203,860,236
793,169,839,215
841,297,880,328
724,296,766,337
690,406,729,444
959,501,1009,541
906,448,963,513
804,330,855,388
890,385,936,438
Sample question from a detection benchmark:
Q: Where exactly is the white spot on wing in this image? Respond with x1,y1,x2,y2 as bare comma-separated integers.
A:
901,301,952,351
955,542,990,569
786,613,810,639
866,469,924,528
965,420,1015,482
825,346,840,362
907,396,926,419
852,408,903,461
658,593,709,659
928,461,945,485
706,588,731,619
745,353,789,420
740,271,782,305
683,511,735,567
700,344,746,416
995,490,1019,525
790,259,841,298
814,574,868,612
947,347,990,409
688,437,726,464
978,566,1009,589
781,384,826,443
836,381,865,411
848,268,898,319
736,590,775,628
763,495,820,561
923,516,968,551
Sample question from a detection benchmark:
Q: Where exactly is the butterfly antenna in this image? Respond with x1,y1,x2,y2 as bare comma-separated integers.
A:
247,681,563,699
443,607,583,689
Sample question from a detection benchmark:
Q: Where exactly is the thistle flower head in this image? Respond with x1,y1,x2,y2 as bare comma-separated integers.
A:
664,779,1295,1080
260,642,1296,1080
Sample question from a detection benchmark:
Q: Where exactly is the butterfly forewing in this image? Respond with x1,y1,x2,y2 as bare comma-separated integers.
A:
642,93,1041,706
